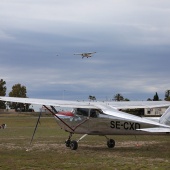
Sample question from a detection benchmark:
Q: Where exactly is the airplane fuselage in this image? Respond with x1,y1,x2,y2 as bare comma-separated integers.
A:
55,108,169,136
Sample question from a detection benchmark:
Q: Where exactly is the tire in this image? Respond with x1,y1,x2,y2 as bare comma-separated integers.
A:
70,140,78,150
107,139,115,148
65,139,71,147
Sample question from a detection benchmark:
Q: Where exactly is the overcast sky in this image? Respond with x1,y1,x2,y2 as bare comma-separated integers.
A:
0,0,170,101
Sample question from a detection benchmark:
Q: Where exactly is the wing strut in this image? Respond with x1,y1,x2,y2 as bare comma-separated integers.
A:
44,105,89,132
43,105,74,132
50,106,58,113
30,110,42,145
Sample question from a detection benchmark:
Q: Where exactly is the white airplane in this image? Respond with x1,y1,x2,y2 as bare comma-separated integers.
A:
74,52,96,59
0,96,170,150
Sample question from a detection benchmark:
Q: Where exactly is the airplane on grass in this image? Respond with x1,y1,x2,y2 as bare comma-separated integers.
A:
0,96,170,150
74,52,96,59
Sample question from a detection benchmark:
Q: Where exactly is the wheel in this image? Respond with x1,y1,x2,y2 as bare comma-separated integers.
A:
65,139,71,147
107,139,115,148
70,140,78,150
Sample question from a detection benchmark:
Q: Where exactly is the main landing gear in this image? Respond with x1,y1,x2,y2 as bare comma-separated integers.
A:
107,139,115,148
66,140,78,150
65,133,116,150
65,139,78,149
105,136,115,148
65,133,87,150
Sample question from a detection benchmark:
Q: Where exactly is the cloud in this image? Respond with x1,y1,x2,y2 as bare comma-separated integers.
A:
0,0,170,101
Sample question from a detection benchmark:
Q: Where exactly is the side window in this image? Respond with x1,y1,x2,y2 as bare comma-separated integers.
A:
76,108,89,117
90,109,102,118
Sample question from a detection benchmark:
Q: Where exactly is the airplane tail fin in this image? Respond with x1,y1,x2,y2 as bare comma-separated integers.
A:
159,106,170,126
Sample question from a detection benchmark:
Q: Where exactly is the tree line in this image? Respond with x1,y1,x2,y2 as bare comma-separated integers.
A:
0,79,30,111
89,91,170,102
0,78,170,110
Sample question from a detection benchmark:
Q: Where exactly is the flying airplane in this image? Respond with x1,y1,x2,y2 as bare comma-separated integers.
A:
0,96,170,150
74,52,96,59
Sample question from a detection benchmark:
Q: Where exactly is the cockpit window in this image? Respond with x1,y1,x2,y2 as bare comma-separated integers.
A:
75,108,103,118
76,108,89,117
90,109,102,118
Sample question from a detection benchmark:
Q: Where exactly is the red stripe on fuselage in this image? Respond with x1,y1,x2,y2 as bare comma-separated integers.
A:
56,111,74,117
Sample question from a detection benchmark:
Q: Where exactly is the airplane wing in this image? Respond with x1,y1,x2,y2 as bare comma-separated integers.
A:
74,52,96,55
74,53,82,55
86,52,96,54
0,96,170,130
106,101,170,109
0,97,97,108
1,97,169,109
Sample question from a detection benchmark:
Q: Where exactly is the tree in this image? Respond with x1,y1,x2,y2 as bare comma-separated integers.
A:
153,92,159,101
0,79,7,109
88,95,96,101
113,93,124,101
8,83,30,111
165,90,170,101
147,98,152,101
124,98,130,101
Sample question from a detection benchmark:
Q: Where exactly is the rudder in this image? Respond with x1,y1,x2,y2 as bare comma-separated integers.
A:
159,106,170,125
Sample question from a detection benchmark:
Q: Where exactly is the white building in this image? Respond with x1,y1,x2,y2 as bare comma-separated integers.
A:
144,107,168,116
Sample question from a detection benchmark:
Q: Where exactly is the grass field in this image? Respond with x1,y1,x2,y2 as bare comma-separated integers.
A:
0,114,170,170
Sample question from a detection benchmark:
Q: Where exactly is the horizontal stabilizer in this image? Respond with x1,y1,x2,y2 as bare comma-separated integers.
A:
137,127,170,133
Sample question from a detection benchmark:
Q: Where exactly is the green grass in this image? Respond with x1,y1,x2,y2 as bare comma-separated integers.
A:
0,114,170,170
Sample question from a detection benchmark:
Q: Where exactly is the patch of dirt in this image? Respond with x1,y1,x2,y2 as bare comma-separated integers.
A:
0,140,161,151
117,140,159,147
